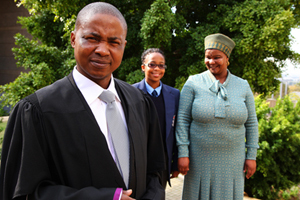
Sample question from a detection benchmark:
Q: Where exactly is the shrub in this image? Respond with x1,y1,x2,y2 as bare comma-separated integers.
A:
245,96,300,199
279,185,300,200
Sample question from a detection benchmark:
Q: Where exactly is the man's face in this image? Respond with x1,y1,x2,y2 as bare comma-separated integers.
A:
71,13,127,89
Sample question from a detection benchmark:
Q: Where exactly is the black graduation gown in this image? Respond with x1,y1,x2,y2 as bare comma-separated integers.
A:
0,73,165,200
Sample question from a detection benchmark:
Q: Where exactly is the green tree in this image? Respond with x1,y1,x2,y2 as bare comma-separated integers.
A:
1,0,300,108
171,0,300,94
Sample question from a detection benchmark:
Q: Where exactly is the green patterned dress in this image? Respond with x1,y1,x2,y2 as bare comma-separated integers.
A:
176,70,259,200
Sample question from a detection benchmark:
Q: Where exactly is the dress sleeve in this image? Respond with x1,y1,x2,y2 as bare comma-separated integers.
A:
175,77,195,158
0,97,119,200
244,81,259,160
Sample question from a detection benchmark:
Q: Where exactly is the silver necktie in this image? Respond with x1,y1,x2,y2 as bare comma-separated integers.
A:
99,90,130,188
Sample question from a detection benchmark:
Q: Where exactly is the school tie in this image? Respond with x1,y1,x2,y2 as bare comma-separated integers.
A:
99,90,130,188
152,90,158,97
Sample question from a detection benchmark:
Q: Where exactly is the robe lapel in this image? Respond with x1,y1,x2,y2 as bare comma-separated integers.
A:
67,74,126,188
115,79,150,195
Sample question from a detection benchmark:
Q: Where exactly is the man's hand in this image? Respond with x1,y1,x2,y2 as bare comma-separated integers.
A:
178,157,189,175
121,189,135,200
244,159,256,179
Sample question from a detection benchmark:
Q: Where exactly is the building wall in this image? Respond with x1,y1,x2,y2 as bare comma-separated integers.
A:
0,0,31,85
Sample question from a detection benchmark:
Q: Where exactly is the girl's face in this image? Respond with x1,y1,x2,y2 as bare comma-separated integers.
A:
142,52,166,88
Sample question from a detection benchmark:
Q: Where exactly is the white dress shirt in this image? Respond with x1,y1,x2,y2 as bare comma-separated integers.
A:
72,66,128,162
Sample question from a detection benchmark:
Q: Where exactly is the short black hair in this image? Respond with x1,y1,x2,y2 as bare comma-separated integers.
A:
75,2,127,32
141,48,165,65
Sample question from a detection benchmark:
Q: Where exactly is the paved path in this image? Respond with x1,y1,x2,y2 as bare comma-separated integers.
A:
166,174,184,200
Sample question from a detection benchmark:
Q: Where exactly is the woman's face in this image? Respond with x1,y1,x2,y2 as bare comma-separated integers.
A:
142,52,166,88
205,49,229,77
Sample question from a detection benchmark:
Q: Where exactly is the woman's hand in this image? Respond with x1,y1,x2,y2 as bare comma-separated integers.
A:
178,157,190,175
244,159,256,179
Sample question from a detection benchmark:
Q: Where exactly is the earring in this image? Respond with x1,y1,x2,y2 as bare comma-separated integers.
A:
227,61,230,66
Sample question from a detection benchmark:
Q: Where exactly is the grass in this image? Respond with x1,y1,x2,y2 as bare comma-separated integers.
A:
0,120,7,132
0,120,7,134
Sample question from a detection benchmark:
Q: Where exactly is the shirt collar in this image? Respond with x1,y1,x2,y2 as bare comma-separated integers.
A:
73,66,121,105
144,80,162,96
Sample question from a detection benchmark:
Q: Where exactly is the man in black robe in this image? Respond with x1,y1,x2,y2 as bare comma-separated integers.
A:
0,2,165,200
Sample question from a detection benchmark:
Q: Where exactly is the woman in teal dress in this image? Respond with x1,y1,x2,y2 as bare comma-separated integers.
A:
176,33,259,200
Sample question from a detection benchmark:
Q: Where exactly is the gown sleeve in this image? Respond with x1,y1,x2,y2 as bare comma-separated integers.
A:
244,81,259,160
0,97,120,200
175,76,195,158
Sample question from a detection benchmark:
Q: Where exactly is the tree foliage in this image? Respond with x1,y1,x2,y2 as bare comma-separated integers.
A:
1,0,300,108
245,96,300,199
140,0,179,49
